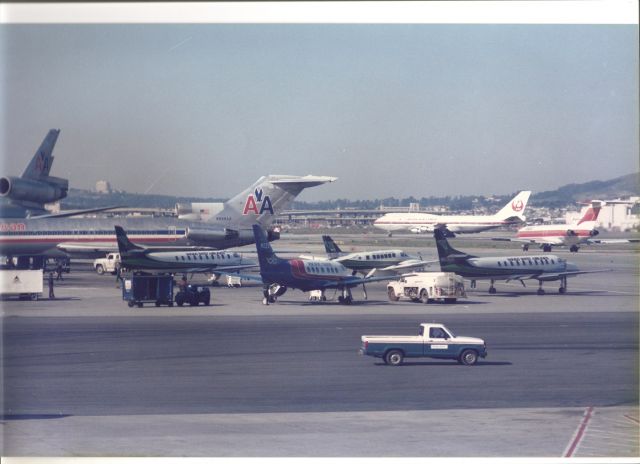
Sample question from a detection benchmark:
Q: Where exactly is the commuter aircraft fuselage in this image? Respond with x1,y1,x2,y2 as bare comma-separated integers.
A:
374,191,531,235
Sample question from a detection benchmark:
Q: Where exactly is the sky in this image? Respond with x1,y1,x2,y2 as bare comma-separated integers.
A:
1,12,638,202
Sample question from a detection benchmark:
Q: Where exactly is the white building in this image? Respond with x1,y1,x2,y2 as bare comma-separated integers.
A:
565,197,639,231
95,180,112,194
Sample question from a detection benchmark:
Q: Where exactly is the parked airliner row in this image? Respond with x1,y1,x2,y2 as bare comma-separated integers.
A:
374,191,531,235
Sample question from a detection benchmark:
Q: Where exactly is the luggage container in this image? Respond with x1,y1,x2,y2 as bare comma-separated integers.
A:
122,274,174,308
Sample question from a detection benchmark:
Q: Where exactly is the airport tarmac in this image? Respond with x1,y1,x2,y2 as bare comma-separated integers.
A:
1,233,638,457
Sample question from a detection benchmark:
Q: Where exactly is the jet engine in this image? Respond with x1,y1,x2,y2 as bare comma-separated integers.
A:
185,227,239,243
0,176,68,203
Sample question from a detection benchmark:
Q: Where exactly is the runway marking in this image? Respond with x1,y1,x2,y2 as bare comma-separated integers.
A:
624,414,639,425
563,406,594,457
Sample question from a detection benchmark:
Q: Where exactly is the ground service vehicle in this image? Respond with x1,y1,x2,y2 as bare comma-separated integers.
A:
175,284,211,306
360,323,487,366
94,253,120,275
387,272,465,303
0,269,43,300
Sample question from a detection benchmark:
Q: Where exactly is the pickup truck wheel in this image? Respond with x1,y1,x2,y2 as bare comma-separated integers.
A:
95,264,105,275
387,287,399,302
420,289,430,304
459,349,478,366
385,350,404,366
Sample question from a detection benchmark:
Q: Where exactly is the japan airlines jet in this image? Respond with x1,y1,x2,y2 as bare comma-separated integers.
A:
493,200,639,252
114,226,256,274
374,191,531,236
434,228,607,295
252,225,393,305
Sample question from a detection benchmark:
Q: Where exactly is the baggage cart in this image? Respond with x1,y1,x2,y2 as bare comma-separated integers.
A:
122,274,174,308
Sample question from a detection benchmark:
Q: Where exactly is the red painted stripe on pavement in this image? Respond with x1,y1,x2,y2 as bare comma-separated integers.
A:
564,406,594,457
623,414,640,425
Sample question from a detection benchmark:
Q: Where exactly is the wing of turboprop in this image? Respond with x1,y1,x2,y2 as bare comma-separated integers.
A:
533,269,612,282
378,258,439,272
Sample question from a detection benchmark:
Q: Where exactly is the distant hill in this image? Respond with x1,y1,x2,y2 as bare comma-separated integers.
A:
62,172,639,211
532,173,639,207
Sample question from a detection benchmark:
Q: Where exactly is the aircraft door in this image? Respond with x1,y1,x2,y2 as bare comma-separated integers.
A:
168,226,177,242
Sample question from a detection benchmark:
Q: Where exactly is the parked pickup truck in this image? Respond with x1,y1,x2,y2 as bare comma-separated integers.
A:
93,253,120,275
360,323,487,366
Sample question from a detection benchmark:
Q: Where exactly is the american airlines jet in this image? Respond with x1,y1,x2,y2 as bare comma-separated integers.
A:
374,191,531,236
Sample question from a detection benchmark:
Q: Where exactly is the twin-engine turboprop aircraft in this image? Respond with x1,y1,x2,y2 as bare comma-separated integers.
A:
115,226,256,274
252,225,393,305
434,228,608,295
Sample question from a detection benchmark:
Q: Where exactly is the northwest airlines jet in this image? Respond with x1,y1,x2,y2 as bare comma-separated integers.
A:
374,191,531,236
494,200,639,252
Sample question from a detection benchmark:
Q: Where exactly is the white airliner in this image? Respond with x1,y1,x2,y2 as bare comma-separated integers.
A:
374,191,531,235
494,200,639,252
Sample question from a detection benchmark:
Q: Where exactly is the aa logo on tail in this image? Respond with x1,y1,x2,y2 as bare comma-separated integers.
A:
243,188,274,215
35,152,49,174
511,200,524,212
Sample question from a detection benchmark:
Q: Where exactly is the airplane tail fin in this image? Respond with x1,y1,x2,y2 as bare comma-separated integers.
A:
434,227,469,266
22,129,60,179
252,224,286,274
114,226,144,255
214,175,337,228
322,235,343,258
576,200,604,225
495,190,531,222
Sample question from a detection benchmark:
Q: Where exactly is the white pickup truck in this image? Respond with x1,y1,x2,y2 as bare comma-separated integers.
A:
360,323,487,366
93,253,120,275
387,272,465,304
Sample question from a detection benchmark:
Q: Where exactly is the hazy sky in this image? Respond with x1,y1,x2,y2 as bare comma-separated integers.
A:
1,22,638,201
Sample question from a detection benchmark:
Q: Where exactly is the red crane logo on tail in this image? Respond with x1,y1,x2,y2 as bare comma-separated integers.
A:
512,200,524,212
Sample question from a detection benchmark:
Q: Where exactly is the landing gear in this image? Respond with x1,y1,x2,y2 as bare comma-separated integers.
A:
262,285,277,305
470,280,477,289
542,244,552,252
488,280,497,294
569,245,579,253
337,287,353,305
362,283,368,300
522,244,529,252
558,276,567,294
537,281,545,295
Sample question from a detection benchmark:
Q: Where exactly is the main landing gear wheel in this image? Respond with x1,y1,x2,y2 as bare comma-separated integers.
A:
569,245,579,253
537,288,545,295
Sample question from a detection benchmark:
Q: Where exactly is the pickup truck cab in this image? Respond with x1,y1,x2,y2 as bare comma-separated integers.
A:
360,323,487,366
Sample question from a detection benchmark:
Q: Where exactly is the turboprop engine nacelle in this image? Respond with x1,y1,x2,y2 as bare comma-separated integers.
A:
185,227,239,242
0,176,68,203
